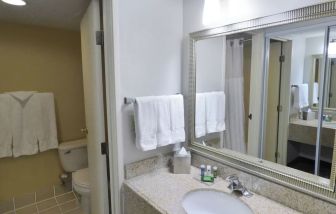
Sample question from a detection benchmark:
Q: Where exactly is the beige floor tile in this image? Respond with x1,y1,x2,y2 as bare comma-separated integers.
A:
39,206,62,214
36,186,54,202
56,192,76,204
15,204,37,214
0,199,14,213
14,192,35,209
37,198,57,212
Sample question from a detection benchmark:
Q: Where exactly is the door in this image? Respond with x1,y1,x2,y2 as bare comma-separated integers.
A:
80,1,109,213
264,41,282,162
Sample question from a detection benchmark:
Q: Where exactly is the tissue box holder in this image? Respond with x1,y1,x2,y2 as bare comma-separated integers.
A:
173,151,191,174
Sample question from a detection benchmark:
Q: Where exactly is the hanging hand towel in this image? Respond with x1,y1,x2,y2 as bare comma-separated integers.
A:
169,95,185,144
156,96,172,147
8,91,40,157
195,93,206,138
294,83,309,109
134,96,158,151
205,91,226,134
0,94,13,158
36,93,58,152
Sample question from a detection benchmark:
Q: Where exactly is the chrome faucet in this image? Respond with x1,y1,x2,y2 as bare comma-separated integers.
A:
226,175,253,197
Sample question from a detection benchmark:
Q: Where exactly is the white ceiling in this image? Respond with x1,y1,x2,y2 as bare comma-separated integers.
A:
0,0,91,30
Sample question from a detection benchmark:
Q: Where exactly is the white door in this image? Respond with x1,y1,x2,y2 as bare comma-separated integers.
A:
80,0,109,213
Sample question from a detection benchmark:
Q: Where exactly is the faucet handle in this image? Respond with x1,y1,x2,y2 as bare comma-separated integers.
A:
226,174,239,182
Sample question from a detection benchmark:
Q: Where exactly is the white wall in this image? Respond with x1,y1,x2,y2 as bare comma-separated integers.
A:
290,37,306,85
117,0,183,164
196,37,224,93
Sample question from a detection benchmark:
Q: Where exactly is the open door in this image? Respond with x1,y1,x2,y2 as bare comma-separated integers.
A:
80,0,109,213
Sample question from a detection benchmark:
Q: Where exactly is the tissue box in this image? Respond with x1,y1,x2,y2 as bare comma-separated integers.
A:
173,151,191,174
302,111,315,120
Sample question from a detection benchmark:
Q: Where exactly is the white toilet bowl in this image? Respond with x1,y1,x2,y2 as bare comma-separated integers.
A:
73,168,91,214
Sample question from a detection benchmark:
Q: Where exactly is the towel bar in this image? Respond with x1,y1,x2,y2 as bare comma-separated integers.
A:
124,97,135,104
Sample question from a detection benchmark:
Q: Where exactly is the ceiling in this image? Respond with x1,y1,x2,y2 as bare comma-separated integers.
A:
0,0,91,30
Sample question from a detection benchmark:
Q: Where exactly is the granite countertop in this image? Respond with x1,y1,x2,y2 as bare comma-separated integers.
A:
124,166,301,214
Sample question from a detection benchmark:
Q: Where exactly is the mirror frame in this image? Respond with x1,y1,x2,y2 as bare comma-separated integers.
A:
188,1,336,203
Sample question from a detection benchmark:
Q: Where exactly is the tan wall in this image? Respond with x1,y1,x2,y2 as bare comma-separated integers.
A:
0,22,86,200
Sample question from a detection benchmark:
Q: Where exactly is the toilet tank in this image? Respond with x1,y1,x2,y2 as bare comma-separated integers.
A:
58,139,88,172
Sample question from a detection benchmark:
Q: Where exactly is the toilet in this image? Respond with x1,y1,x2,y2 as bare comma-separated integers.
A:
58,139,91,213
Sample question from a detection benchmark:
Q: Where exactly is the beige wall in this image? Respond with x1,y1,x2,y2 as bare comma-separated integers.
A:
0,22,86,200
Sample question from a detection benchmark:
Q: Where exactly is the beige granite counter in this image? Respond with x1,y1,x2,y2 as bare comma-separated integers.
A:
124,167,301,214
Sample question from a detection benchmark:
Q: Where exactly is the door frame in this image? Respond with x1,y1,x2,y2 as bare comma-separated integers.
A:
100,0,123,213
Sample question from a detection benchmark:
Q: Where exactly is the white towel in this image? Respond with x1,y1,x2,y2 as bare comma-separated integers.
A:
294,84,309,109
0,94,13,158
36,93,58,152
313,82,319,104
205,91,226,134
169,95,185,144
156,96,172,147
8,91,40,157
195,93,206,138
134,96,158,151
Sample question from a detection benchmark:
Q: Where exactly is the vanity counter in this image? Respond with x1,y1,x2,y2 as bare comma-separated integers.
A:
124,166,301,214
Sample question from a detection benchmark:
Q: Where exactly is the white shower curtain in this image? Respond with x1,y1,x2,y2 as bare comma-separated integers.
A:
224,39,246,153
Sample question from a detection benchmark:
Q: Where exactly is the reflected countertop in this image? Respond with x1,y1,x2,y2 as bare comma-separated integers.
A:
290,118,336,130
124,166,301,214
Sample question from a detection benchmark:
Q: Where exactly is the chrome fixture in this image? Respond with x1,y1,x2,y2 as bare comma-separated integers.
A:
226,175,253,198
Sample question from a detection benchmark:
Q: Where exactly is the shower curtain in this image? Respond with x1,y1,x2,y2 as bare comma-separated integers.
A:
224,39,246,153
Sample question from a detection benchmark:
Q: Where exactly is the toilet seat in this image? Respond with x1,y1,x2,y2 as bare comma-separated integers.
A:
73,168,90,196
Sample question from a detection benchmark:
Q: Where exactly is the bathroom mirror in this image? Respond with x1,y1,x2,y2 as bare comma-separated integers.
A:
188,1,336,202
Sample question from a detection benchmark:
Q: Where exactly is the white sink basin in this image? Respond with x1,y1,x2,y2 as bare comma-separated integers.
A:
182,189,253,214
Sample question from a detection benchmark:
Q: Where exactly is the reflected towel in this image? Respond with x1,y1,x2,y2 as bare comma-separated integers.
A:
205,91,226,133
313,82,319,104
195,93,206,138
294,83,309,109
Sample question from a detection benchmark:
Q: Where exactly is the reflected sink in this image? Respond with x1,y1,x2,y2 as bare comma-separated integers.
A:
182,189,253,214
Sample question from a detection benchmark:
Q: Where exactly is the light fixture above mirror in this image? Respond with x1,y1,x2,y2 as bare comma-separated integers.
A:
1,0,26,6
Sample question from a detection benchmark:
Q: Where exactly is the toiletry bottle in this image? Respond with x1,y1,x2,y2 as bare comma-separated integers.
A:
206,165,211,176
213,166,218,178
200,165,205,180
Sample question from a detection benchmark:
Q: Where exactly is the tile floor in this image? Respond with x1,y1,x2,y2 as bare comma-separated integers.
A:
0,184,84,214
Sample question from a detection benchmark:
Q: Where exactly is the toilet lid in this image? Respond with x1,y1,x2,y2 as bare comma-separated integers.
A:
73,168,90,189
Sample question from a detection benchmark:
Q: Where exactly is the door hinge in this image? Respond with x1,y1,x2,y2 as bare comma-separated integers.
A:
96,30,104,46
101,142,108,155
277,105,283,112
275,151,280,159
279,55,285,62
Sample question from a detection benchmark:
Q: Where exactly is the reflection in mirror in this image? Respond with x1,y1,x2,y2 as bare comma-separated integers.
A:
194,33,252,155
264,26,334,178
319,26,336,177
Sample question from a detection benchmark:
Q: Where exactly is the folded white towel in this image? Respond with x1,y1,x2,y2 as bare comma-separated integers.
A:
8,91,39,157
169,95,185,144
0,94,13,158
206,91,226,134
36,93,58,152
313,82,319,104
195,93,206,138
294,83,309,109
134,96,158,151
156,96,172,147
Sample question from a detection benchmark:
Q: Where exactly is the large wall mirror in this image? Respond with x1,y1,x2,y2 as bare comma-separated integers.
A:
189,1,336,202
